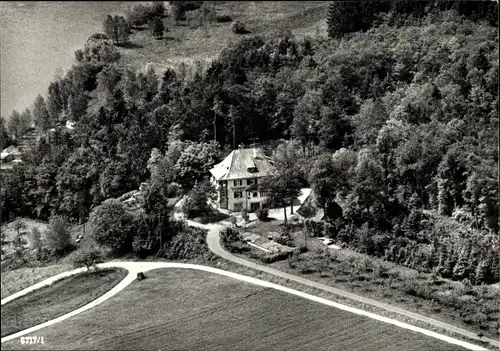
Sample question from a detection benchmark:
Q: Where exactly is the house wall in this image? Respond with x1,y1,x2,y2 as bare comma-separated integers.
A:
214,176,269,212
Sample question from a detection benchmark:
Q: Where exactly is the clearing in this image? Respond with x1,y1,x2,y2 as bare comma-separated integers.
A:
1,218,48,253
2,268,467,350
1,268,126,337
119,1,329,73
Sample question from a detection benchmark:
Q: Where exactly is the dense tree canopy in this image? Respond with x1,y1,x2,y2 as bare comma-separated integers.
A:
1,4,497,283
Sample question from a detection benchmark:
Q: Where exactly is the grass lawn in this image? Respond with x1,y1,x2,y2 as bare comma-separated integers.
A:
118,1,330,73
235,220,500,340
2,268,467,350
1,268,127,337
1,264,71,299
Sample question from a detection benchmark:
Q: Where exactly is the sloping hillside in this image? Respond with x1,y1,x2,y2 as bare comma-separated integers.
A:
119,1,330,72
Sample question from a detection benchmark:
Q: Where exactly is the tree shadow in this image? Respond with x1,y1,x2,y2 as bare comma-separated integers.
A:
118,42,144,49
130,25,148,31
234,29,252,35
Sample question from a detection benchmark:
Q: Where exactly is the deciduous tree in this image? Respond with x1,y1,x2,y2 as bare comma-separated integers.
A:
45,215,72,254
90,198,135,254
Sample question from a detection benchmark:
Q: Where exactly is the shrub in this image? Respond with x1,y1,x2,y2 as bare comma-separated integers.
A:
89,33,109,40
297,245,308,253
401,279,433,299
231,20,247,34
11,234,27,259
241,209,249,223
216,14,232,22
262,251,291,264
276,227,293,246
220,227,241,245
463,312,488,325
229,216,237,227
373,261,390,278
305,219,323,237
255,208,269,221
45,216,72,255
161,226,213,260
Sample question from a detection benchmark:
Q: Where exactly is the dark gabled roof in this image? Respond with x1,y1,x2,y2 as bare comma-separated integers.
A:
210,147,274,181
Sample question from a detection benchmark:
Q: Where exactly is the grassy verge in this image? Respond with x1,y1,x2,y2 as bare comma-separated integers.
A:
1,267,127,337
1,268,464,351
1,264,71,299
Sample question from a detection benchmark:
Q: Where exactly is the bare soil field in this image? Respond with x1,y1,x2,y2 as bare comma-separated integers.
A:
2,268,467,350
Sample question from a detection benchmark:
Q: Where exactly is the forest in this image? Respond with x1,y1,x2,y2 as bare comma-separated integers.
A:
0,1,498,284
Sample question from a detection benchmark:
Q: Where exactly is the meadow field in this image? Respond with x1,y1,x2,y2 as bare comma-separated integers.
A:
119,1,330,72
1,264,71,299
1,268,126,337
2,268,467,350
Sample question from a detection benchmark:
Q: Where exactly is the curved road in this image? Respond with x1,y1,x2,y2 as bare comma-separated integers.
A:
1,219,496,350
196,220,499,349
0,261,488,351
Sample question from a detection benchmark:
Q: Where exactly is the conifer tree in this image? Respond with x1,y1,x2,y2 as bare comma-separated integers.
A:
7,110,22,139
474,259,488,285
452,247,469,280
33,95,52,131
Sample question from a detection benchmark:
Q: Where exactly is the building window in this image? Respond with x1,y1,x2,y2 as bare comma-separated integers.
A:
247,179,254,186
234,191,242,199
234,180,242,187
253,192,258,198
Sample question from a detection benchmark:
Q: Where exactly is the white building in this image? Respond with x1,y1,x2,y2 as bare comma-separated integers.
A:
209,146,275,212
1,145,21,163
66,120,76,130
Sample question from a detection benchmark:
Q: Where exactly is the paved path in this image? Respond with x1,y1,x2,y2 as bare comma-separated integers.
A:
0,261,489,351
198,220,499,349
